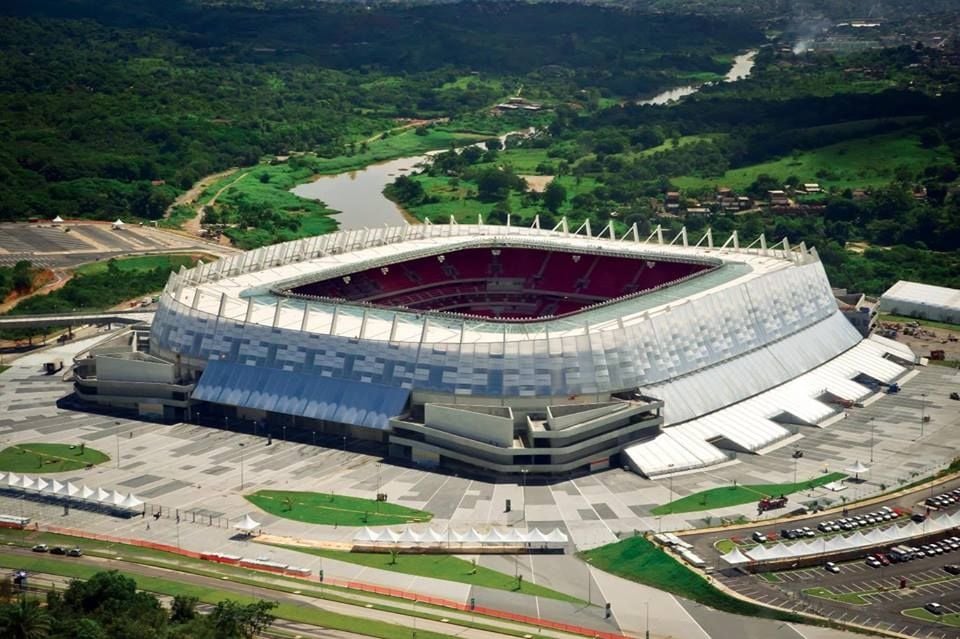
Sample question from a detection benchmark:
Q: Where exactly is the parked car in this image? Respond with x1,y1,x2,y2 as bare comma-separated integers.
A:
825,561,840,573
944,565,960,575
752,531,768,544
912,513,927,523
866,556,882,568
925,602,944,615
31,544,48,553
67,547,83,557
50,546,67,555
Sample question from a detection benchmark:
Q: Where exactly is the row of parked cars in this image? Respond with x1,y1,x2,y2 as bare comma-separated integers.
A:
925,488,960,509
817,506,900,533
32,544,82,557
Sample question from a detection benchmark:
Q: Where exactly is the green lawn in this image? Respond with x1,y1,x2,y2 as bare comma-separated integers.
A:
74,254,201,277
803,586,869,606
651,472,847,515
0,554,459,639
245,490,432,527
672,131,952,192
903,607,960,627
0,443,109,473
268,544,581,604
582,535,802,622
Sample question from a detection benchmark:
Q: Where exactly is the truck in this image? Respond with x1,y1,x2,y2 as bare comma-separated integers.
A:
758,495,788,512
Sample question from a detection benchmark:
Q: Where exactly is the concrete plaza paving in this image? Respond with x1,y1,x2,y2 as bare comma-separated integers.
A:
3,333,954,638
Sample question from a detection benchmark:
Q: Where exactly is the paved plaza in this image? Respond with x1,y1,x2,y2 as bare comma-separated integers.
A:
1,333,956,638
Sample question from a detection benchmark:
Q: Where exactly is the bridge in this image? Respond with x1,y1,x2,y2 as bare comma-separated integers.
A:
0,310,154,330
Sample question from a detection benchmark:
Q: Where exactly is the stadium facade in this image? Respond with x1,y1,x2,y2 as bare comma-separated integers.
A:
74,221,916,477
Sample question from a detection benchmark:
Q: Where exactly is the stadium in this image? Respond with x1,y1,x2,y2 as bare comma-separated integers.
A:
74,220,917,478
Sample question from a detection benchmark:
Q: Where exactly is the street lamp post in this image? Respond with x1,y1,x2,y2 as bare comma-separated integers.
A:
376,463,382,512
667,469,674,514
645,601,650,639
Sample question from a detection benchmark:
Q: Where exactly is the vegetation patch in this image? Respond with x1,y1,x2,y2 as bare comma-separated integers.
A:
581,535,804,622
245,490,432,527
267,543,581,604
0,443,109,473
651,472,846,515
73,254,200,277
802,586,870,606
903,607,960,627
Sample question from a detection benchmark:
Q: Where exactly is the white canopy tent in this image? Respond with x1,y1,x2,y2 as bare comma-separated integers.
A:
234,514,261,533
112,219,125,229
845,461,869,480
721,547,752,566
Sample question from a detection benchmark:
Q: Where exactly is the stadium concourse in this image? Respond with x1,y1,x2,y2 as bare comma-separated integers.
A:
72,219,919,480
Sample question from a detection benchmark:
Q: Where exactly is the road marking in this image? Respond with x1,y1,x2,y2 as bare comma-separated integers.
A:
668,595,711,639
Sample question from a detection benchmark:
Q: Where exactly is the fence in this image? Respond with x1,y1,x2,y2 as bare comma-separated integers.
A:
36,524,631,639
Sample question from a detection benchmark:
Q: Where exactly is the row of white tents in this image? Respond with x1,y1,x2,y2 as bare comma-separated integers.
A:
353,526,569,545
722,510,960,565
0,472,144,513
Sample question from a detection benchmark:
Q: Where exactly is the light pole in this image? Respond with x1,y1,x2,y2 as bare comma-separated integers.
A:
667,466,675,514
376,463,382,513
239,442,246,491
645,601,650,639
521,468,528,522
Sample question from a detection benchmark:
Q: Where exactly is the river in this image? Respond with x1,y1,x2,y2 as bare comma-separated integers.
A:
291,50,757,230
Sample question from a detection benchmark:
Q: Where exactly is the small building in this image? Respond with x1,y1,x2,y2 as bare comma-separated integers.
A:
803,183,822,193
833,288,877,336
767,190,790,206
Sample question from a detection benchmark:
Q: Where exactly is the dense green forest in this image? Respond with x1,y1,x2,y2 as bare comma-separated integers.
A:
0,570,275,638
387,44,960,294
0,1,757,223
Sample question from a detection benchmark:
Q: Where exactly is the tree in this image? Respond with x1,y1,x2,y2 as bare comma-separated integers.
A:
476,169,515,202
543,181,567,214
0,598,51,639
206,600,276,639
170,595,198,623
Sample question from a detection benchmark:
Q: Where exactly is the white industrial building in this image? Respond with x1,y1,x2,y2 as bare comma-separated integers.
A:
879,280,960,325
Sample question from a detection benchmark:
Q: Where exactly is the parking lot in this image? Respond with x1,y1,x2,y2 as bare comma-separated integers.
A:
0,222,230,269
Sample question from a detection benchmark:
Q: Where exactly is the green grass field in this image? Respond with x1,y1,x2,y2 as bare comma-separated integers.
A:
245,490,432,527
651,472,847,515
74,254,201,276
0,443,109,473
903,607,960,627
270,544,581,603
582,535,802,622
672,132,952,192
803,586,870,606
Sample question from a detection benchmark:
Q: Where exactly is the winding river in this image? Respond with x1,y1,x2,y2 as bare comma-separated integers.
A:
291,50,757,230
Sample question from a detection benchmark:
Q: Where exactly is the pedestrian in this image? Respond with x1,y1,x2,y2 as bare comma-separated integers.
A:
147,522,150,530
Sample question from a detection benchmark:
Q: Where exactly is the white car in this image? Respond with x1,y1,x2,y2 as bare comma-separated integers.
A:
825,562,840,573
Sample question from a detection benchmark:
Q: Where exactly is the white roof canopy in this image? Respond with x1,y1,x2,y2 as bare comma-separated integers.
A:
234,514,261,531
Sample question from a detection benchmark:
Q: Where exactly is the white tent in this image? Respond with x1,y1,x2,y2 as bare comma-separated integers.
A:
545,529,569,543
51,480,65,496
380,529,401,543
487,529,512,544
5,473,18,488
353,527,381,543
66,482,80,497
426,528,448,544
526,529,549,544
459,528,485,544
81,485,95,500
52,215,64,224
396,528,424,544
120,494,143,510
112,219,125,229
720,547,752,565
21,476,35,491
234,514,261,532
501,528,526,543
0,472,6,483
111,490,126,507
95,488,112,504
845,461,869,479
35,478,50,493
